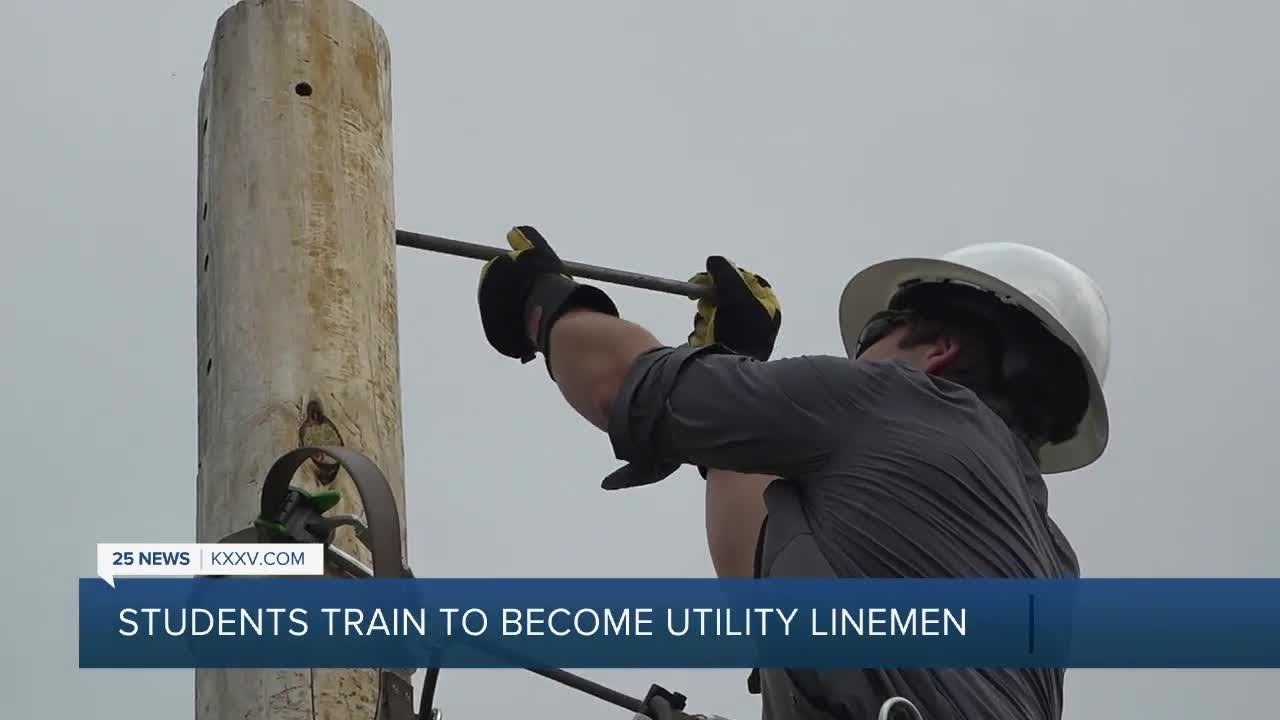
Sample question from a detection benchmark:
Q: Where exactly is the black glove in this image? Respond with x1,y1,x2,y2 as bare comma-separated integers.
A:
686,256,781,361
477,226,618,369
686,256,782,480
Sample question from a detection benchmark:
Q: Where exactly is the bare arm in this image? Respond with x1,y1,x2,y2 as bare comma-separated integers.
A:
705,469,773,578
543,308,663,432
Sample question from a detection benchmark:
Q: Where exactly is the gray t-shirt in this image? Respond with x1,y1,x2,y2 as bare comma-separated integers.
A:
607,345,1080,720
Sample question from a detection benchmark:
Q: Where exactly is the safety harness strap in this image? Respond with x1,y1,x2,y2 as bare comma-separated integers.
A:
747,516,768,695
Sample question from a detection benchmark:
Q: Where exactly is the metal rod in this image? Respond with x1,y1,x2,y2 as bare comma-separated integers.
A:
325,545,375,580
526,667,648,715
421,628,651,715
396,229,714,300
338,548,654,717
437,631,650,714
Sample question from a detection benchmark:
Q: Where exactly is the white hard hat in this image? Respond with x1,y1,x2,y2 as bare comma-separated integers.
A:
838,242,1110,473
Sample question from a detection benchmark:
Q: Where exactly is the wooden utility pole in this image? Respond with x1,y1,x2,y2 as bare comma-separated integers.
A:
195,1,405,718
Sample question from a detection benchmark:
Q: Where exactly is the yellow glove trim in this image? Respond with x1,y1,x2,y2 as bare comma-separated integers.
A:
685,262,780,348
478,226,550,284
506,227,536,254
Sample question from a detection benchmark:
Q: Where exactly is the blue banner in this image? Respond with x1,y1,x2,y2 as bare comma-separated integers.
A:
78,578,1280,669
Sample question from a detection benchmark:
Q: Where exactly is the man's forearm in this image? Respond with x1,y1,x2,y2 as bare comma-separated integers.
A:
544,309,664,432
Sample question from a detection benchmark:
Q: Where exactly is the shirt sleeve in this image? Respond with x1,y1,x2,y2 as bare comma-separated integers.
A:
606,344,882,478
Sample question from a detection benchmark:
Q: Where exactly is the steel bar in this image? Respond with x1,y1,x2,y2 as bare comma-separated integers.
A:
526,667,648,714
322,549,644,714
396,229,714,300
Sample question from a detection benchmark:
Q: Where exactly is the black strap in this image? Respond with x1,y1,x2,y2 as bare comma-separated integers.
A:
753,516,768,578
747,516,768,695
747,668,761,695
525,274,618,376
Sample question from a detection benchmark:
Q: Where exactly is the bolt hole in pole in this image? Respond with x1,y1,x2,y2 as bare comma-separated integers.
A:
295,82,312,96
300,400,343,485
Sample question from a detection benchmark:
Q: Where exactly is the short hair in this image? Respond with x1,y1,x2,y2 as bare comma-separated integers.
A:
892,284,1091,460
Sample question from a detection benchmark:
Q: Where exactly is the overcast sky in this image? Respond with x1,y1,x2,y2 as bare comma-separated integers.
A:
3,1,1278,718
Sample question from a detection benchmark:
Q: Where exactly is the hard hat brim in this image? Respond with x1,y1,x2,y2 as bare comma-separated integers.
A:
838,257,1109,474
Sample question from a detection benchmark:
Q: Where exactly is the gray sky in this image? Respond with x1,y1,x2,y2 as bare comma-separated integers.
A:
3,0,1278,717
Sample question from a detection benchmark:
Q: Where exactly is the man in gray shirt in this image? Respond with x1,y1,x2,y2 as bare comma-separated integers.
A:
475,227,1111,720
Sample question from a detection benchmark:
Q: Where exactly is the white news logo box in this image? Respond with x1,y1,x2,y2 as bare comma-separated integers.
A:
96,543,325,587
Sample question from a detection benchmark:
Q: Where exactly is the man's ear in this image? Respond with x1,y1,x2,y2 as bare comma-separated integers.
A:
922,336,961,374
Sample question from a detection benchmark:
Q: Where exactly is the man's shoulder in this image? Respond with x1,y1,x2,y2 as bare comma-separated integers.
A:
800,356,942,389
821,359,1035,482
772,355,921,394
742,355,998,429
824,357,988,416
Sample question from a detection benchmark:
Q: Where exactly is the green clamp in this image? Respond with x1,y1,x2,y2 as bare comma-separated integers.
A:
253,485,345,544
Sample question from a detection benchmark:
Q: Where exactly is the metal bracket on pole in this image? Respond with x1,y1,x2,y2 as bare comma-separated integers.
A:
215,446,726,720
216,446,425,720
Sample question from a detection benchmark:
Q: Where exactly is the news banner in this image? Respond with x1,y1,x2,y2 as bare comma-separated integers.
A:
80,543,1280,669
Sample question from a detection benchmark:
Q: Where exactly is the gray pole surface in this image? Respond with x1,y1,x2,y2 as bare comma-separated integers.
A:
196,1,406,717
